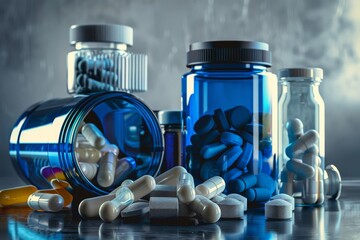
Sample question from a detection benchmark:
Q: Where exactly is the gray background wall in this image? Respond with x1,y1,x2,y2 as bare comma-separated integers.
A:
0,0,359,184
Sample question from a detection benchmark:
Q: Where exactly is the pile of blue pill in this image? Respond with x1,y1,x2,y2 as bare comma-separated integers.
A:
186,105,276,203
74,56,119,93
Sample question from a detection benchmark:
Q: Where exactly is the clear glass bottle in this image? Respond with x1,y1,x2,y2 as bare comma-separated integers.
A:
182,41,278,204
9,92,163,196
158,110,183,172
278,68,325,205
67,24,147,94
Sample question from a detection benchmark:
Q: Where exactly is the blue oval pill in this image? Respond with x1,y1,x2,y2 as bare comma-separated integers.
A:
256,173,276,195
240,131,253,144
242,187,271,202
194,115,215,135
200,142,227,159
223,168,243,183
226,106,252,130
214,108,230,132
200,161,221,180
236,142,253,169
228,174,257,193
220,132,243,146
216,145,243,169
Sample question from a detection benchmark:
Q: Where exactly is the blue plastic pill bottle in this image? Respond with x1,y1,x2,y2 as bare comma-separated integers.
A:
182,41,278,203
9,92,163,196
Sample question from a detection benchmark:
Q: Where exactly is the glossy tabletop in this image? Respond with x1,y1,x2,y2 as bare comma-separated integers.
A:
0,180,360,240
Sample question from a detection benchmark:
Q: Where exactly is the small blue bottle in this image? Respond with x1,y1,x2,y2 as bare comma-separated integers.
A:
182,41,278,203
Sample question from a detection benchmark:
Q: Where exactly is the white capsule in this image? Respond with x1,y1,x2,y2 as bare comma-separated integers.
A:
97,152,117,188
286,118,304,143
285,130,319,158
195,176,225,199
27,192,64,212
280,167,295,196
99,175,156,222
150,185,177,198
113,157,136,186
99,187,134,222
79,162,98,180
286,158,315,180
177,173,196,204
316,167,325,204
78,181,132,218
120,179,134,188
76,134,93,148
100,143,119,156
75,147,102,163
302,146,319,204
155,166,187,185
81,123,107,150
189,195,221,223
127,175,156,200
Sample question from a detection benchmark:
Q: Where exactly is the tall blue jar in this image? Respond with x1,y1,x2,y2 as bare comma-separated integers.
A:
182,41,278,203
9,92,163,196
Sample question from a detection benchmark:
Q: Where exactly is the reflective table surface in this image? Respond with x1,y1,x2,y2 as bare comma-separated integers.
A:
0,180,359,240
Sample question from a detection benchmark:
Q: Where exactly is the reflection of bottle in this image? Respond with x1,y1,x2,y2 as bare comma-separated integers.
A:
158,110,182,172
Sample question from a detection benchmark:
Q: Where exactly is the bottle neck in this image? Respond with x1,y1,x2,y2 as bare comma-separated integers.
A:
282,80,321,98
191,63,268,72
75,42,128,51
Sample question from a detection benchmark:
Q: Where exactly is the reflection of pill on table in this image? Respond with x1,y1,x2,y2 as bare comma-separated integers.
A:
214,108,230,132
121,201,149,218
226,106,252,130
194,115,215,135
242,187,271,202
200,142,227,159
236,142,253,169
265,199,292,220
228,174,257,193
218,198,245,219
220,132,243,146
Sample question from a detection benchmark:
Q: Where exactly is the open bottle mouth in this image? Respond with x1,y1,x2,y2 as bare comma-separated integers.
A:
10,92,163,195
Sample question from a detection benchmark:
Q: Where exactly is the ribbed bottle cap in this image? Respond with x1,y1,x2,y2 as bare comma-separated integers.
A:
69,24,133,46
187,41,271,67
158,110,182,125
278,68,323,80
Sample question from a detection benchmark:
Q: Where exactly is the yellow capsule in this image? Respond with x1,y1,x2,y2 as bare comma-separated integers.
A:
36,188,73,207
0,185,38,207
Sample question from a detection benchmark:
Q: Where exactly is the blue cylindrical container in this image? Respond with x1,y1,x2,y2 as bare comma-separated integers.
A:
9,92,163,195
182,41,278,203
